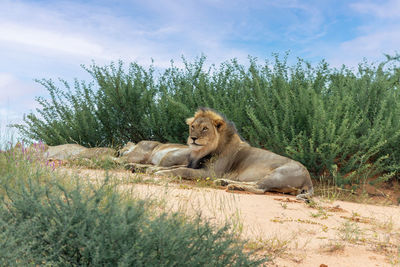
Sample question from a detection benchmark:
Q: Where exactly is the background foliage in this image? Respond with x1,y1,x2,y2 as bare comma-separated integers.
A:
15,54,400,184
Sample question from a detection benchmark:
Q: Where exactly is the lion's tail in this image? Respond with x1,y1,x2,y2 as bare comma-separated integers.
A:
296,186,314,202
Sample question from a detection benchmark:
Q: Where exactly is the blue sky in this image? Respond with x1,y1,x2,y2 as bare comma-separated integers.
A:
1,0,400,141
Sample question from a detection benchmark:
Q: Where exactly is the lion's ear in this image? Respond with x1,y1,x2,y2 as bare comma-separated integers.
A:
214,119,226,131
186,117,194,125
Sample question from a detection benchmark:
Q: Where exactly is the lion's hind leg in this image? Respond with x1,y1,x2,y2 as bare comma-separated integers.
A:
256,163,313,202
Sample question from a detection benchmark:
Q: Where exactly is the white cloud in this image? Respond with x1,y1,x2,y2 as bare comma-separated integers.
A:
351,0,400,18
0,73,41,104
1,0,264,73
315,0,400,67
0,72,41,142
0,73,14,88
0,2,149,64
325,32,400,68
0,0,335,71
340,29,400,56
0,23,106,59
0,73,41,143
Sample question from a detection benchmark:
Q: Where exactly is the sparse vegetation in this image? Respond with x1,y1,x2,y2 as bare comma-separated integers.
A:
0,142,265,266
310,207,329,220
339,221,363,243
271,216,329,233
245,235,292,260
321,241,345,253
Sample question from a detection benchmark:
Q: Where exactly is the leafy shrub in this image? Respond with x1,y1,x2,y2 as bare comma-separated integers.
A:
0,148,264,266
14,54,400,184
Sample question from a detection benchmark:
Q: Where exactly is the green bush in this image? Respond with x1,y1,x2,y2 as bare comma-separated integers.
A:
0,147,264,266
15,54,400,184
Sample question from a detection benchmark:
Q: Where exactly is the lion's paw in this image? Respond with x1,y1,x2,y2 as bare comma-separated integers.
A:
214,179,229,186
227,184,244,191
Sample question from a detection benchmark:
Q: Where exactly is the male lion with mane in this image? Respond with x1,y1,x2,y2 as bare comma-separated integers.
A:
156,108,313,200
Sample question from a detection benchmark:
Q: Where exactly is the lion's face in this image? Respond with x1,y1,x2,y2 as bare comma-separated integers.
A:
187,117,218,150
186,115,225,158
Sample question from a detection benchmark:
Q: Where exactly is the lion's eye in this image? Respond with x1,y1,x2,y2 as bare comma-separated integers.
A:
191,125,194,130
202,127,208,132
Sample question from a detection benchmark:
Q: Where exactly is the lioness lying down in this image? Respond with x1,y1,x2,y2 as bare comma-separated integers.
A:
118,141,190,171
39,141,189,170
155,108,314,200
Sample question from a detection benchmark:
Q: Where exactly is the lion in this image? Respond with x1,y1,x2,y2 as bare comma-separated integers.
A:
155,108,314,200
118,140,190,172
44,144,116,161
23,141,187,171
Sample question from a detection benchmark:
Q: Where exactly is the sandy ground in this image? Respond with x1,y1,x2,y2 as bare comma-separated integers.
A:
60,168,400,267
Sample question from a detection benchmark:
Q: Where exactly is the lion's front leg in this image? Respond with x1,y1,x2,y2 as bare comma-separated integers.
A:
214,179,266,194
226,184,266,194
155,167,208,180
213,178,237,186
145,164,187,174
129,163,187,174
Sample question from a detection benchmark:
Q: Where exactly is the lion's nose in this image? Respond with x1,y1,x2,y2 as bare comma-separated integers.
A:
191,136,198,142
